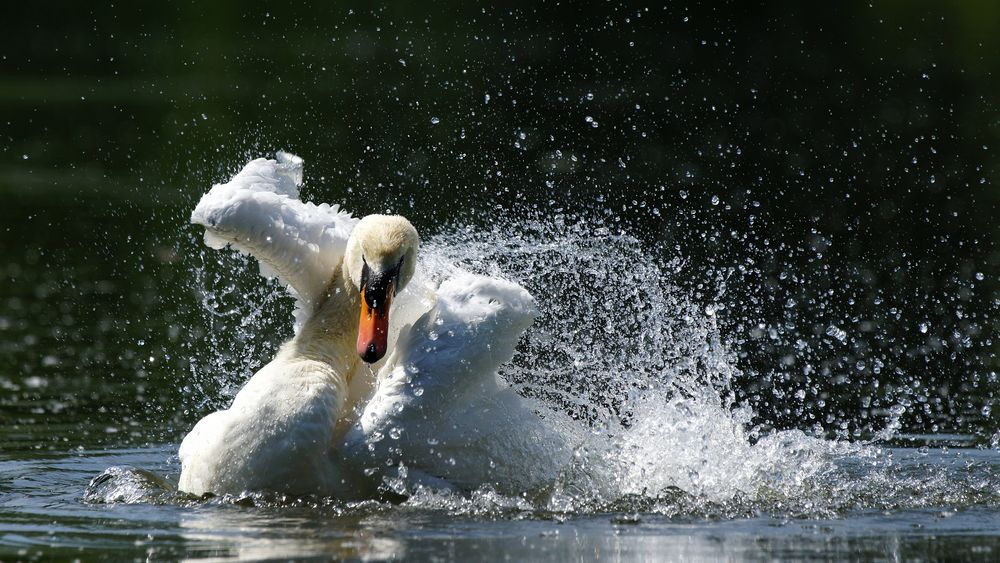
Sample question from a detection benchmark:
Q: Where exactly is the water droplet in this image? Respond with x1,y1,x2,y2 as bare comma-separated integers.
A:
825,325,847,343
430,116,440,125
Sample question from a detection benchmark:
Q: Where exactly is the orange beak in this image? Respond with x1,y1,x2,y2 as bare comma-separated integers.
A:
357,282,394,363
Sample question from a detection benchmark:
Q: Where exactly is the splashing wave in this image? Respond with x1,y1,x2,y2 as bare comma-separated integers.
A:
405,213,858,507
145,210,972,516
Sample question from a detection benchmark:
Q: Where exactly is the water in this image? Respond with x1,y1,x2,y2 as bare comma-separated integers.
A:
3,1,999,559
6,445,1000,559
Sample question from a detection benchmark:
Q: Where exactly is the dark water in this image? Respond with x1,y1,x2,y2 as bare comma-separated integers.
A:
6,442,1000,560
2,1,999,560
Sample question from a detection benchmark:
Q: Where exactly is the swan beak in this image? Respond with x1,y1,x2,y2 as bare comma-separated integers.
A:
357,277,395,364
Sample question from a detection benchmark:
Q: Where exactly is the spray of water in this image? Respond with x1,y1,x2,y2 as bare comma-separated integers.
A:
184,245,289,411
409,213,864,507
86,208,1000,519
175,210,853,508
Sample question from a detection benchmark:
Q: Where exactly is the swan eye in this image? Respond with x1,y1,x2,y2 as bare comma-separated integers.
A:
360,260,371,289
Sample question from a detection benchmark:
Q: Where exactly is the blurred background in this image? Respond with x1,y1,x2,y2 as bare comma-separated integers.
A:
1,1,997,448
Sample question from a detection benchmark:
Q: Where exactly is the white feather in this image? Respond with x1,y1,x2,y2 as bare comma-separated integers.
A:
178,356,363,497
190,151,358,331
343,274,573,492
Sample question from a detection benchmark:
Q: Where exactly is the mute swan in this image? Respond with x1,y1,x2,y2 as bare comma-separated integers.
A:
178,153,564,498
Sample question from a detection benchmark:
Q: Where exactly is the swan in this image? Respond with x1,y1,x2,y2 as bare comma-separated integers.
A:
178,153,566,498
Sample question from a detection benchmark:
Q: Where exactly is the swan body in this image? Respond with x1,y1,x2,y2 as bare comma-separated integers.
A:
178,153,553,497
178,263,363,497
177,346,355,497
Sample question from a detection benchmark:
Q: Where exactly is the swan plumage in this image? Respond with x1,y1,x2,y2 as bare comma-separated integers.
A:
343,273,542,491
178,153,556,498
189,151,357,331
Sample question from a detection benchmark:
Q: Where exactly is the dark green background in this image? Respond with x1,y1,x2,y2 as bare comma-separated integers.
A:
1,1,997,446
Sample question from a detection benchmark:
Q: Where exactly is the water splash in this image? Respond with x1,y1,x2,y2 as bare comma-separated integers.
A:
384,212,862,508
173,208,874,511
185,246,290,412
84,466,181,505
423,214,738,428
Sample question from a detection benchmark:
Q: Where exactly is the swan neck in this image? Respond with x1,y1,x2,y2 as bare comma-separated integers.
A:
286,267,360,375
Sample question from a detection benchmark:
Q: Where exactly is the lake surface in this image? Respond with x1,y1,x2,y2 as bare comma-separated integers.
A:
5,437,1000,560
3,1,999,560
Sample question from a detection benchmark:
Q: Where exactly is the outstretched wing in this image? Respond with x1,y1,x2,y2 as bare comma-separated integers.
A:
342,272,553,489
190,152,358,330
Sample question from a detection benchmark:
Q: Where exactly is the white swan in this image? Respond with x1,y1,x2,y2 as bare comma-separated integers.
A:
178,153,564,498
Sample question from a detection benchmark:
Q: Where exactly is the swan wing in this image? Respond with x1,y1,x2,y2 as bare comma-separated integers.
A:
190,152,358,330
343,272,545,487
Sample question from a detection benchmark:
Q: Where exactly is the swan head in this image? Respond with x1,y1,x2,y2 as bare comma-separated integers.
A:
343,214,419,363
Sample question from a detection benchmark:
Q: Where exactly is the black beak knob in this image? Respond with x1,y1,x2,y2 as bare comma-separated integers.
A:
361,342,382,363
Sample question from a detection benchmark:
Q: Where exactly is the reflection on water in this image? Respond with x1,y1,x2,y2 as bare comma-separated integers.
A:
179,510,407,561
